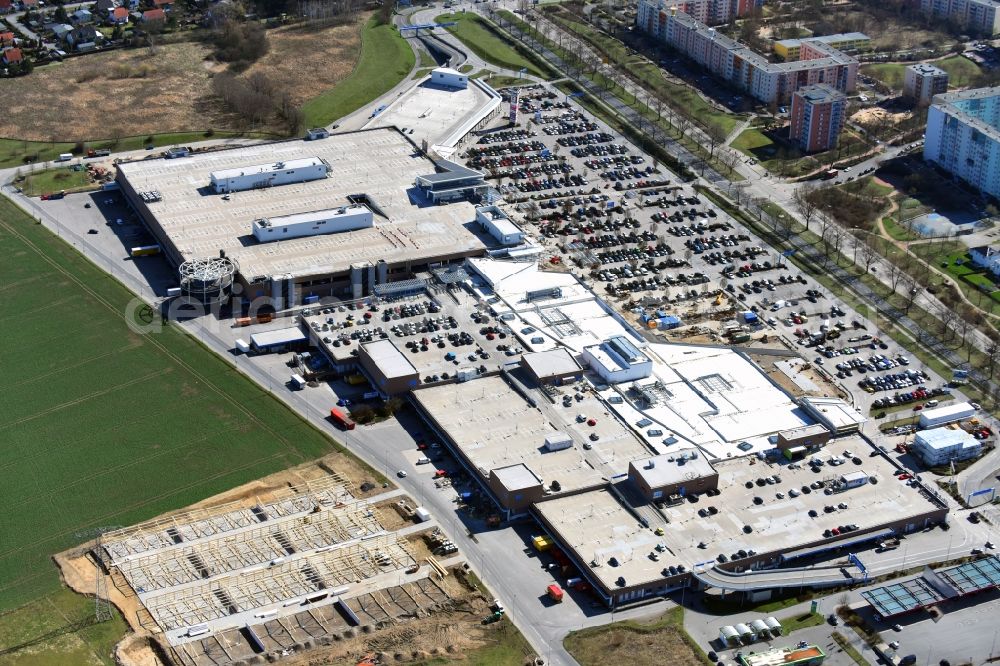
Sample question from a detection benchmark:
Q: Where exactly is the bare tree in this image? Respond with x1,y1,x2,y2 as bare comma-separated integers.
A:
901,275,919,313
793,185,818,232
706,123,727,159
859,236,878,273
887,260,906,293
986,343,999,379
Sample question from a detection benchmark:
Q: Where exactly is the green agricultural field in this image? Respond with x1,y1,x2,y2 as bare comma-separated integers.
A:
0,196,337,615
0,586,127,666
436,12,552,78
302,17,415,127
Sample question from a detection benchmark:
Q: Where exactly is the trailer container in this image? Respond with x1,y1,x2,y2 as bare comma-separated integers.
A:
235,339,251,354
250,326,308,353
919,402,975,429
290,374,306,390
130,244,161,257
330,407,356,430
166,287,182,297
414,507,431,522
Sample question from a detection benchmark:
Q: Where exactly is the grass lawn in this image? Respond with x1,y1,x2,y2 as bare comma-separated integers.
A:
863,56,981,90
17,167,94,197
0,586,127,666
436,12,552,78
0,131,273,170
733,128,868,177
883,216,921,241
912,243,1000,308
831,631,867,665
0,195,338,613
564,606,711,666
302,17,414,127
860,62,907,90
779,611,825,633
936,55,982,87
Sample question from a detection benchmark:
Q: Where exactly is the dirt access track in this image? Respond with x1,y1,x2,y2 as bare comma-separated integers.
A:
54,452,525,666
2,15,367,142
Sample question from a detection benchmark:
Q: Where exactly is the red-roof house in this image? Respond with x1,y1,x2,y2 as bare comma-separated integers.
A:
21,0,39,6
141,7,165,21
0,31,14,46
151,0,173,8
2,47,23,64
110,6,129,23
0,0,13,14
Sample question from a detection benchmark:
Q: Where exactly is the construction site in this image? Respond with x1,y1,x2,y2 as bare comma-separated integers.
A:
55,456,524,666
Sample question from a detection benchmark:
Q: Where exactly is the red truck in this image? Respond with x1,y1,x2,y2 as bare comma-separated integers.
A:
329,408,356,430
547,584,564,603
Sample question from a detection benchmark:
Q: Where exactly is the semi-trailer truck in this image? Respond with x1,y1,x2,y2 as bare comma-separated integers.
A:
329,407,356,430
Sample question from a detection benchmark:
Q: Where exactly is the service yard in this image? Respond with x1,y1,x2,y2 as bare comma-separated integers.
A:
0,17,366,142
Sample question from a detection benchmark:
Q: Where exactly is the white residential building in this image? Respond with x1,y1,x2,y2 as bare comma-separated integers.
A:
924,87,1000,199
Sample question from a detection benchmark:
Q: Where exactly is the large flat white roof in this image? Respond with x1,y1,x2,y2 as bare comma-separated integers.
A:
631,451,716,488
535,489,668,591
364,78,501,156
413,375,651,493
362,339,418,379
118,129,487,280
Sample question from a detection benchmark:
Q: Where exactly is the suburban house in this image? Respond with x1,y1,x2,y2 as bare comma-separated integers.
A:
110,7,129,24
50,23,75,41
66,25,100,49
152,0,174,10
95,0,117,13
71,8,94,23
20,0,39,8
0,0,13,14
2,46,23,64
141,7,165,21
970,246,1000,277
0,31,15,46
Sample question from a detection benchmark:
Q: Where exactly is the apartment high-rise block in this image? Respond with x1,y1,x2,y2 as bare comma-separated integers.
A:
924,87,1000,198
635,0,858,106
904,63,949,107
789,84,847,153
920,0,1000,36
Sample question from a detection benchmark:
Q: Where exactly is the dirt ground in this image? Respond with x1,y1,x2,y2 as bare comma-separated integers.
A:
851,107,912,129
279,568,517,666
1,16,367,142
747,351,843,399
375,496,420,531
52,452,506,666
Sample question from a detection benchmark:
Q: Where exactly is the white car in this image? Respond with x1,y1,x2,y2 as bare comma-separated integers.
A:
397,470,407,478
416,456,431,465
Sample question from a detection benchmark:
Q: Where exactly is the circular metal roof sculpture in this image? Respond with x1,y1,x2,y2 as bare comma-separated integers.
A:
179,255,238,302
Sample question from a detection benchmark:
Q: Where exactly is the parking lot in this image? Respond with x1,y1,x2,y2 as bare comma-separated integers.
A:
456,85,974,444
